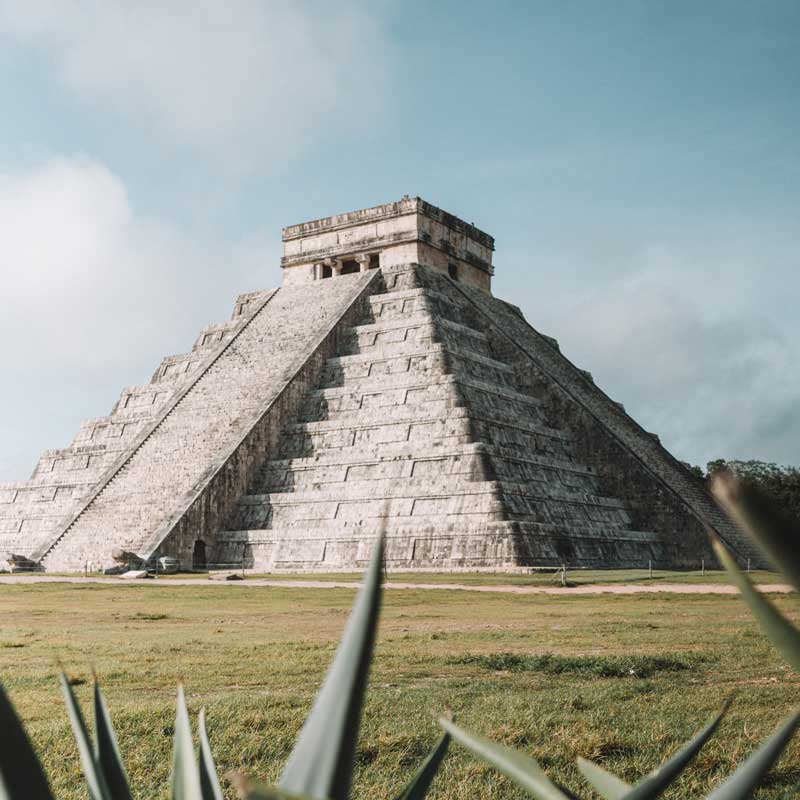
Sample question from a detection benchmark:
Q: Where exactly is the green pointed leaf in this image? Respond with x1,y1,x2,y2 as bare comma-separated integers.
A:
93,681,132,800
576,758,629,800
60,673,111,800
626,701,730,800
198,708,224,800
228,774,319,800
394,731,450,800
705,709,799,800
438,717,570,800
552,784,583,800
712,471,800,591
712,537,800,671
172,685,203,800
578,701,731,800
279,534,384,800
0,771,11,800
0,682,53,800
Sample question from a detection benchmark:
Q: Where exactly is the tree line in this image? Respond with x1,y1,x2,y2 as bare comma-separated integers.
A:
688,459,800,521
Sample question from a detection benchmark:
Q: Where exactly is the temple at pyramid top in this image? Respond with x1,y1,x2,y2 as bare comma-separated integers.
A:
281,196,495,292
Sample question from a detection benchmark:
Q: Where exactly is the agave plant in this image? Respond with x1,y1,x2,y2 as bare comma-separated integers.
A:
0,534,451,800
437,471,799,800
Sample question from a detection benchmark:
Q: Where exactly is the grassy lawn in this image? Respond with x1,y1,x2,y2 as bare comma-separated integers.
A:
0,582,797,800
147,568,784,586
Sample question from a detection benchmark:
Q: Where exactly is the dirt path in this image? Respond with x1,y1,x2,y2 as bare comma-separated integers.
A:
0,574,793,595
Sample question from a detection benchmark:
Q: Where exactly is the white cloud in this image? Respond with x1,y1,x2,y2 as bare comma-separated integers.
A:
0,1,391,171
0,156,279,480
524,239,800,469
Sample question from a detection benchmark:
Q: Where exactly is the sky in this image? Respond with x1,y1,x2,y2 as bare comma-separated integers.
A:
0,1,798,482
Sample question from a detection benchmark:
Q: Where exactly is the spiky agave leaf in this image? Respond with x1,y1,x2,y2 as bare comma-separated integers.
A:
576,700,731,800
712,536,800,672
172,685,203,800
0,682,53,800
93,680,132,800
393,729,450,800
198,708,224,800
438,717,571,800
278,533,385,800
230,775,317,800
705,710,799,800
575,760,628,800
712,471,800,592
60,673,111,800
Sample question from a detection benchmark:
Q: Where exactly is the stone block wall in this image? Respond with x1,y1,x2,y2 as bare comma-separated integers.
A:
450,278,762,566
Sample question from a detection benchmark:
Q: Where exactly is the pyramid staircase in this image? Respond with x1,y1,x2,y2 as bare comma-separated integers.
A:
216,264,694,571
0,301,256,564
13,272,377,572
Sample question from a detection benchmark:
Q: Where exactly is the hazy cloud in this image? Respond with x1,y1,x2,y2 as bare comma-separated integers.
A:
524,236,800,469
0,1,391,171
0,156,279,480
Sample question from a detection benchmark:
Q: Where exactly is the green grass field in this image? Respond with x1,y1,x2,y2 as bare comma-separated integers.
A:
126,568,783,587
1,581,797,800
233,568,784,586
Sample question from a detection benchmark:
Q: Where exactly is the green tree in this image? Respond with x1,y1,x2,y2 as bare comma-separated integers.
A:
707,459,800,521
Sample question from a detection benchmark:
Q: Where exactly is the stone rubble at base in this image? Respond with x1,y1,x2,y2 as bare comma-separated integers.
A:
0,198,761,573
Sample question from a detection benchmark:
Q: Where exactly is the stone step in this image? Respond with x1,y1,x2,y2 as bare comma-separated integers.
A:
70,413,153,447
242,474,499,506
150,352,204,384
241,474,622,515
279,414,474,458
327,340,511,373
260,446,485,491
32,446,120,480
233,476,625,533
299,378,459,421
109,380,181,415
267,440,483,471
319,346,517,392
0,480,91,511
215,520,521,570
470,418,575,460
341,316,491,358
235,499,506,530
261,442,594,480
365,287,431,322
224,518,516,542
191,319,239,351
290,406,570,442
303,374,543,418
39,274,374,570
279,409,574,462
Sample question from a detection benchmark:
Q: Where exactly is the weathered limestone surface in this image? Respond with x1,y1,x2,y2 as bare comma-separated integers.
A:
1,198,755,572
448,276,762,565
18,273,376,571
282,197,494,292
213,263,738,572
0,300,249,562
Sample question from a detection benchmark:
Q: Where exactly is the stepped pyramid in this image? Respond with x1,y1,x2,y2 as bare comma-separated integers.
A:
0,197,758,573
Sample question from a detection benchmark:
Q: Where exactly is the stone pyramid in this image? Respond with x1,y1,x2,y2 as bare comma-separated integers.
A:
0,198,758,573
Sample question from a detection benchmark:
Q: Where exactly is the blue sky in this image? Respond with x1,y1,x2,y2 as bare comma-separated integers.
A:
0,1,798,481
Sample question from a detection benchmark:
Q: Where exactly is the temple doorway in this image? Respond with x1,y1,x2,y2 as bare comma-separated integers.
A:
192,539,207,570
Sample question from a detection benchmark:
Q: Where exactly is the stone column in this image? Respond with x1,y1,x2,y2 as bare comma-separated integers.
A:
313,262,323,280
328,258,342,277
356,253,371,273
